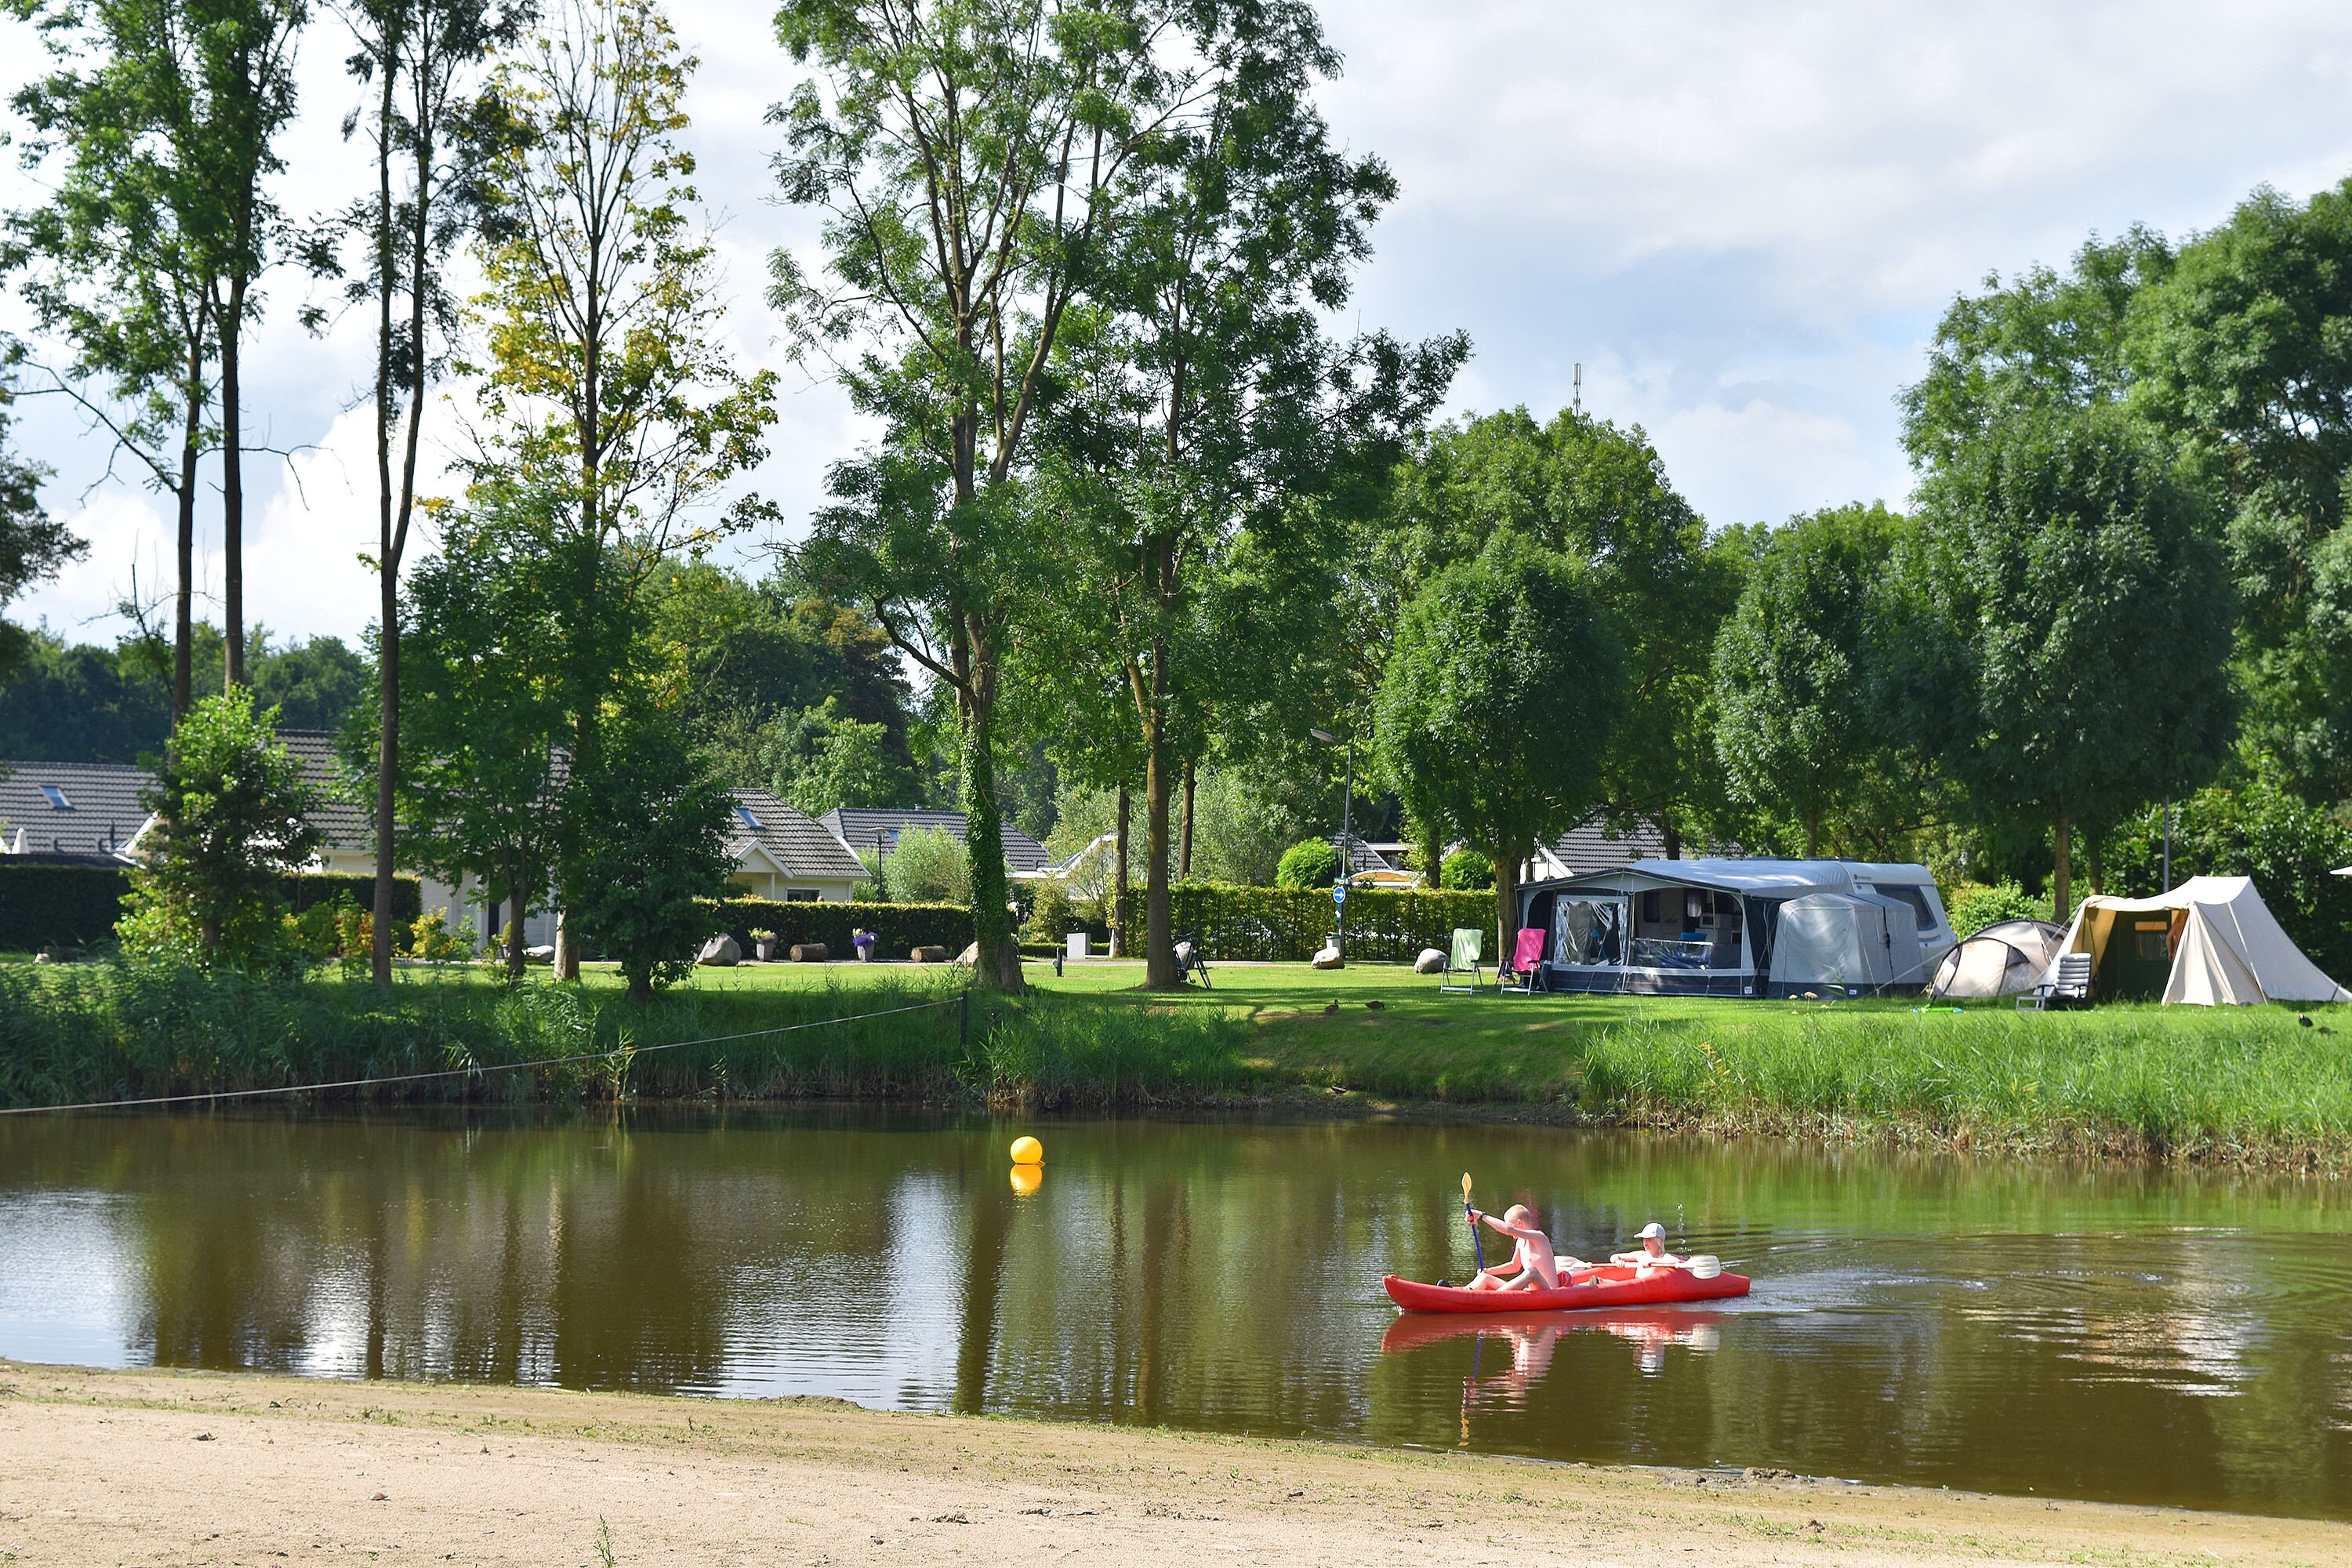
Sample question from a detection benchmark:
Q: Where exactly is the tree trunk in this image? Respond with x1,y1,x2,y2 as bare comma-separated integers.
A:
1492,838,1519,974
1179,760,1195,881
1112,781,1131,957
555,910,579,979
1805,809,1821,858
1662,819,1682,859
2087,835,2103,898
371,60,399,990
220,275,247,688
2053,807,2072,924
172,340,201,724
959,670,1023,993
1142,612,1178,989
1417,818,1442,889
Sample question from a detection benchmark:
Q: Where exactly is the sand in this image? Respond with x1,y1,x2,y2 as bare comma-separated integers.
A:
0,1360,2340,1566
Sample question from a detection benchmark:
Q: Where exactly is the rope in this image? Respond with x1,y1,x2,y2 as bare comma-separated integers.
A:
0,992,970,1116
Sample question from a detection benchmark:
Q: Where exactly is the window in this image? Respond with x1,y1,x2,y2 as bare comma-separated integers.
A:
1866,884,1936,931
39,784,72,811
734,804,761,831
786,888,821,902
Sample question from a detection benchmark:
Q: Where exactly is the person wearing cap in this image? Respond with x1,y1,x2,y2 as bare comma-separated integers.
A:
1610,1222,1685,1273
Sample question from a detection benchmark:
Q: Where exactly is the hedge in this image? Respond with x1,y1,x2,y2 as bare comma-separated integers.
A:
0,862,419,951
1116,882,1497,963
702,898,972,956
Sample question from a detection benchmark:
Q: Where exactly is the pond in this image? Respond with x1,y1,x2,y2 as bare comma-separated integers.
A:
0,1109,2347,1519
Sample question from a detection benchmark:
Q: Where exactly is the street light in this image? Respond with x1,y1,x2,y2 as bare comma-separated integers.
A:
874,826,898,903
1309,728,1354,958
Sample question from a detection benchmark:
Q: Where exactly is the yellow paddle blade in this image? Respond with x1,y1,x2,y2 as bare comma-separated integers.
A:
1460,1171,1473,1201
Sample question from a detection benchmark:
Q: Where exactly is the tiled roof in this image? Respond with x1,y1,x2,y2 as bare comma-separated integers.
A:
821,807,1053,873
277,731,376,852
1337,833,1394,875
1546,816,1667,876
0,761,153,858
730,787,867,881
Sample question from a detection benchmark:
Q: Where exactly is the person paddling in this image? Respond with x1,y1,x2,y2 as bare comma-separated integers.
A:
1610,1221,1685,1274
1463,1205,1583,1293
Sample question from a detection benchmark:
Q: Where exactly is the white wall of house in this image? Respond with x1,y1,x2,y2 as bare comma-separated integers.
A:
725,866,856,902
310,849,556,951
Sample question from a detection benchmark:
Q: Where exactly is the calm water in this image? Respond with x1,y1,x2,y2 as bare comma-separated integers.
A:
1,1109,2348,1519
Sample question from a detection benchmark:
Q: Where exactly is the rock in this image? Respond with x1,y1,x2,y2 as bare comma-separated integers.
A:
954,941,980,965
1413,947,1446,975
789,942,828,963
909,945,948,964
1310,944,1345,970
524,944,556,965
696,933,741,967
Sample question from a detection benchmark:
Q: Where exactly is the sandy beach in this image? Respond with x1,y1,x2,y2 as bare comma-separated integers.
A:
0,1359,2342,1566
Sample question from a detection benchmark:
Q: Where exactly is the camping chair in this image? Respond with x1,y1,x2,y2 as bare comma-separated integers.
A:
1497,927,1548,995
1172,928,1212,988
2016,952,2092,1011
1439,927,1485,994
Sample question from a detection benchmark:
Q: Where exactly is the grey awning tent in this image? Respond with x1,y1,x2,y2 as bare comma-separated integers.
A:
1930,918,2067,1000
1770,891,1918,995
2038,877,2350,1006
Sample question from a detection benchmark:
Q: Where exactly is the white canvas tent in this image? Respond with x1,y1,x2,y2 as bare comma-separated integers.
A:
1930,918,2067,1000
1772,891,1919,994
2040,877,2350,1006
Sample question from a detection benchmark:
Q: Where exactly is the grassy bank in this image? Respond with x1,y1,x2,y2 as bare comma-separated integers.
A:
6,956,2352,1166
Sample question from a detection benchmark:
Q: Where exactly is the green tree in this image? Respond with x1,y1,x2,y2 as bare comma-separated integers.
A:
1373,532,1624,953
771,0,1192,991
122,685,321,959
7,0,226,716
755,697,916,818
1711,503,1907,855
1914,407,2237,919
1437,847,1493,891
561,698,731,1001
876,823,971,906
318,0,521,984
471,0,775,974
1368,407,1733,860
1273,836,1339,890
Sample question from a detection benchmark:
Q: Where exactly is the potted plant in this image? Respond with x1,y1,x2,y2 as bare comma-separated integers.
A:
852,928,880,962
750,927,777,963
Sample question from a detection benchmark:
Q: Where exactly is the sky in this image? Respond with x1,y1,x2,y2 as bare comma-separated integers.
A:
7,0,2352,648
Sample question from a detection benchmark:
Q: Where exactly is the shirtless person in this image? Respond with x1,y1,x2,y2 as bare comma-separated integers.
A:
1610,1221,1686,1274
1464,1205,1584,1292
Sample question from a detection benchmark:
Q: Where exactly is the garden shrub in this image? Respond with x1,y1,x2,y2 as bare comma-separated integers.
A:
1118,882,1494,963
1273,838,1340,889
1439,848,1495,889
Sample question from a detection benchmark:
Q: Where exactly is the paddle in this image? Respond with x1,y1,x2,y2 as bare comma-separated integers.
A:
1461,1171,1486,1275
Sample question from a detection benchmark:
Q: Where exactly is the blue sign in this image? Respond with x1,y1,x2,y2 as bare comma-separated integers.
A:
1333,883,1348,903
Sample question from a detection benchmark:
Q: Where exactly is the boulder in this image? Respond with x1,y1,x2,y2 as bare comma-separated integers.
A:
910,945,949,964
524,944,557,966
696,933,741,967
789,942,829,963
1310,944,1345,970
954,941,980,966
1413,947,1446,975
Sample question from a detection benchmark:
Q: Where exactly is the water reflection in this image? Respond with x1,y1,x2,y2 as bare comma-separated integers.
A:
0,1109,2348,1518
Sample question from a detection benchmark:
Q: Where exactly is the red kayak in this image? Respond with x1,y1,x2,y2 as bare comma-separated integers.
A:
1384,1262,1750,1314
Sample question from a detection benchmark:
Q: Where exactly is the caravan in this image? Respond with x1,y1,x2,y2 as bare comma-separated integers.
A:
1517,858,1956,997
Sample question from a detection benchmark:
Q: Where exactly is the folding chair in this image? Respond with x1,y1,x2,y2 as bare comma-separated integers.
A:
1172,928,1212,988
1497,926,1548,995
1439,927,1485,994
2016,951,2092,1011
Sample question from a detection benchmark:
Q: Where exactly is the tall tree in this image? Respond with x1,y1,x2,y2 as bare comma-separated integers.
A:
471,0,775,975
1023,0,1460,987
1914,407,2236,919
1373,531,1624,958
1711,503,1906,855
202,0,306,689
771,0,1193,990
321,0,519,985
7,0,228,718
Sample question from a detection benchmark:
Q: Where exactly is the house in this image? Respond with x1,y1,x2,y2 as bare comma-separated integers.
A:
0,761,152,863
724,786,866,902
821,808,1053,880
1522,816,1668,882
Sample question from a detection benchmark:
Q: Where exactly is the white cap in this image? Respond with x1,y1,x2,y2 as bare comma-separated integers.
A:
1637,1222,1665,1240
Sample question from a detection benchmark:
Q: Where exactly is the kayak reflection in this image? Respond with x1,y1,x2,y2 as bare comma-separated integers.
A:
1381,1306,1729,1384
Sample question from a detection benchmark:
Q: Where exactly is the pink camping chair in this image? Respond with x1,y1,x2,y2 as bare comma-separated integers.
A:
1500,927,1548,994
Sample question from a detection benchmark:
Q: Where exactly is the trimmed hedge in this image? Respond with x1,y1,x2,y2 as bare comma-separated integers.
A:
702,898,971,956
0,863,419,950
1117,882,1497,963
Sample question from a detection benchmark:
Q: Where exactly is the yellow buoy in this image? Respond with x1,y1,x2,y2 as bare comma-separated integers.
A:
1009,1163,1044,1198
1010,1134,1044,1166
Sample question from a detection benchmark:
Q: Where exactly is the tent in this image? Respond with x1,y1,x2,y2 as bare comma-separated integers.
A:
1929,919,2067,1000
2038,877,2350,1006
1769,891,1919,996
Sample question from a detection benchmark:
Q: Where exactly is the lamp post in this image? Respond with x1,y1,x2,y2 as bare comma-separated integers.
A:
1309,727,1353,957
874,826,898,903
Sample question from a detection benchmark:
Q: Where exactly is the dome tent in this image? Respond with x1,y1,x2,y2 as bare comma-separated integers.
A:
1930,918,2067,1000
2038,877,2350,1006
